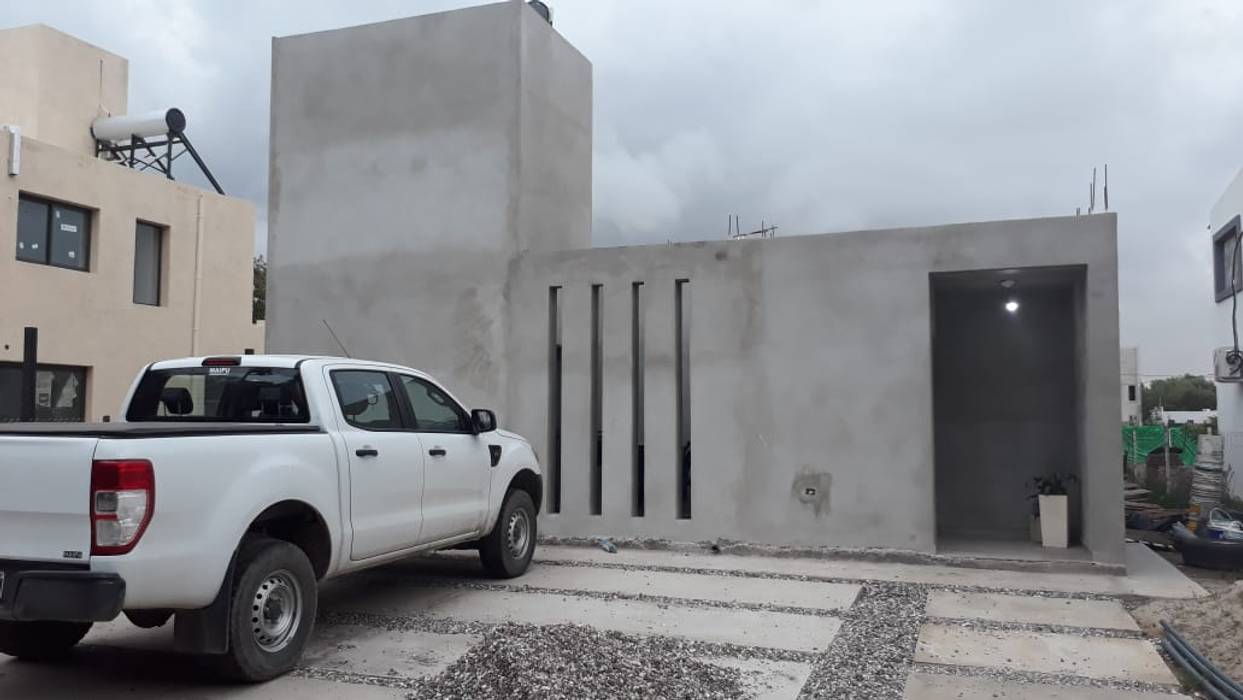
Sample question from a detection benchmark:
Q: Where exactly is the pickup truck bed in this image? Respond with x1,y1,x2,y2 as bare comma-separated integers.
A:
0,423,322,438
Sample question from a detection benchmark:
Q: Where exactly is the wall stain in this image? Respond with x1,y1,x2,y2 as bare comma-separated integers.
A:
452,286,499,396
791,468,832,518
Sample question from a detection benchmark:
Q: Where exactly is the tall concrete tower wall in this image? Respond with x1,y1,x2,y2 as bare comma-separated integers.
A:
267,1,591,408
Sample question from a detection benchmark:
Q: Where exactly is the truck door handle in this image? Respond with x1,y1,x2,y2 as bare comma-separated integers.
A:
428,447,447,457
355,448,379,458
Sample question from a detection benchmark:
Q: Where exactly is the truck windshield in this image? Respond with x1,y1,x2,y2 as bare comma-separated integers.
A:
125,367,311,423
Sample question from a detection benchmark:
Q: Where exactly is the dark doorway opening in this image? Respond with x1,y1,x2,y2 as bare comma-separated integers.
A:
931,266,1086,555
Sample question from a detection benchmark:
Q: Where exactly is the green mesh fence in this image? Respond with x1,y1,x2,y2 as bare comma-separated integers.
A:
1122,425,1198,466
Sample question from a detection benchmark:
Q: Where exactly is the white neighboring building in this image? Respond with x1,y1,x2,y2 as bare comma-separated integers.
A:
1158,408,1216,426
1210,166,1243,499
1121,347,1141,424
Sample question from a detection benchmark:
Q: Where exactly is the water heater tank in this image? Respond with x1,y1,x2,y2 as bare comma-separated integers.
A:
529,1,552,25
91,108,186,142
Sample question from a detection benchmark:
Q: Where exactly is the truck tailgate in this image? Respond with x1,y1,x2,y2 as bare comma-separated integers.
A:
0,435,97,562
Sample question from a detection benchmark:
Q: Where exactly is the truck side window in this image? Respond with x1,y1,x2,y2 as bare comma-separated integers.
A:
331,370,402,431
398,375,469,433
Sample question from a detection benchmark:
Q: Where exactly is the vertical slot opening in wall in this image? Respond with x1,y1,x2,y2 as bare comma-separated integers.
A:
548,286,562,514
589,284,603,515
631,281,645,517
675,279,691,519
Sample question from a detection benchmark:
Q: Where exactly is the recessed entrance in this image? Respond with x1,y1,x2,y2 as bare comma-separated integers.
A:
931,266,1087,556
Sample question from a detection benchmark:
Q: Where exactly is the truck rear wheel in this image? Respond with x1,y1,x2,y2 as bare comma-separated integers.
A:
0,620,92,661
218,536,317,682
480,489,536,578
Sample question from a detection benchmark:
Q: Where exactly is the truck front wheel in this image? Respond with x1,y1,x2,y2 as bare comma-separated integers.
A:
0,620,92,661
480,489,537,578
218,536,318,682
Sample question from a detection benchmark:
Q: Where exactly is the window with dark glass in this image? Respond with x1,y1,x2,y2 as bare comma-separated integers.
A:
0,363,88,422
1214,216,1242,302
398,375,470,432
331,370,403,430
1128,385,1136,402
16,197,49,264
125,366,310,422
15,194,91,271
134,222,164,305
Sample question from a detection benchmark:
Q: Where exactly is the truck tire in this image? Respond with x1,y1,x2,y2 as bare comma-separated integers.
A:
480,489,537,578
0,620,92,661
218,536,318,682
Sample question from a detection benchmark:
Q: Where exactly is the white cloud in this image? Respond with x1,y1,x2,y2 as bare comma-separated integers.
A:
594,127,726,242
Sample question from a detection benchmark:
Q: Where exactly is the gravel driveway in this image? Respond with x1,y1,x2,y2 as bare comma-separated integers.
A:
0,543,1199,699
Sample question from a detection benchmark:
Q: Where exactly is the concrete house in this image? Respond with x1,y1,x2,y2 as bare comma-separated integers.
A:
1209,166,1243,501
266,2,1124,565
0,25,263,422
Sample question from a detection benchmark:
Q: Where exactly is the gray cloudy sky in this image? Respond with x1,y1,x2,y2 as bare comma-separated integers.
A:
7,0,1243,377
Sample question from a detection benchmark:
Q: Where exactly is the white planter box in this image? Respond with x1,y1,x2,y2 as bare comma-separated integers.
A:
1038,494,1069,548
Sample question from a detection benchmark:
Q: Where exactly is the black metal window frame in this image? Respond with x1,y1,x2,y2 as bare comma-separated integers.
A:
133,220,166,306
1213,215,1242,303
15,193,93,272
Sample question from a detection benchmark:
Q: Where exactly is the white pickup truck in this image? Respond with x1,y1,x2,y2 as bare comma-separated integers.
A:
0,355,542,680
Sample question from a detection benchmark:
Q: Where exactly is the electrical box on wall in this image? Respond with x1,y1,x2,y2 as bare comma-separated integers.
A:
1214,347,1243,382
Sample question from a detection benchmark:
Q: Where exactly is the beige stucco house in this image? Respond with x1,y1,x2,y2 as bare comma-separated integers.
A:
0,24,262,422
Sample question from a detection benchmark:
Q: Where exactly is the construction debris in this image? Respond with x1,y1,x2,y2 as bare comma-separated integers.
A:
1124,479,1186,549
1132,580,1243,681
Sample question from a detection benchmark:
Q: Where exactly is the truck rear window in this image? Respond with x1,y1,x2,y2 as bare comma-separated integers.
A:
125,367,311,423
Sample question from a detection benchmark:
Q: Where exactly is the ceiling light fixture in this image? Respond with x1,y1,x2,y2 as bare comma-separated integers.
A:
1004,299,1020,313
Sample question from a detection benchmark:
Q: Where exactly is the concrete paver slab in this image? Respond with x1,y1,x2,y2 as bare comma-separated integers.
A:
903,671,1187,699
533,542,1205,598
706,656,813,699
914,623,1177,685
507,562,860,611
924,591,1139,631
1120,543,1207,598
328,582,841,652
301,625,478,679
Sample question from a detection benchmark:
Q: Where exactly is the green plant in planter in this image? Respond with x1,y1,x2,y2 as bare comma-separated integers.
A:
1029,473,1077,498
1030,473,1077,548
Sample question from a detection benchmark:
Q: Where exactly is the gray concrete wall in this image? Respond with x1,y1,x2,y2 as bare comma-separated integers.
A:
517,6,592,255
266,2,591,407
505,215,1122,563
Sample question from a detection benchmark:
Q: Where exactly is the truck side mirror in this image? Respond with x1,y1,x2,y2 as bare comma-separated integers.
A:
471,409,497,434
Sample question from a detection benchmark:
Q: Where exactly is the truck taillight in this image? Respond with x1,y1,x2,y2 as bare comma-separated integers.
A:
91,459,154,556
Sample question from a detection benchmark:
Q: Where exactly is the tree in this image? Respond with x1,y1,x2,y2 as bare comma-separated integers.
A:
1141,373,1216,422
253,255,267,323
